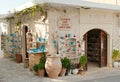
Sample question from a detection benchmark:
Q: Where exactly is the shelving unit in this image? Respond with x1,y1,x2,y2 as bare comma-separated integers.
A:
1,34,7,52
87,30,100,62
26,32,34,50
26,31,48,70
59,34,79,64
8,34,22,59
26,31,48,54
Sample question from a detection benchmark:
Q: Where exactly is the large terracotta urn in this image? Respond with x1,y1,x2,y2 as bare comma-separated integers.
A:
45,55,62,78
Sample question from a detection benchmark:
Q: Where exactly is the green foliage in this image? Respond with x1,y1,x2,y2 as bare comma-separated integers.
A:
5,17,15,21
38,54,46,70
33,64,38,72
15,5,46,18
80,55,87,69
38,62,45,70
112,49,120,61
61,57,71,69
40,53,46,63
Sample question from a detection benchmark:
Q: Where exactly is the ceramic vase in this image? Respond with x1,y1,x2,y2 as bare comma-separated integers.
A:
45,55,62,78
113,61,119,68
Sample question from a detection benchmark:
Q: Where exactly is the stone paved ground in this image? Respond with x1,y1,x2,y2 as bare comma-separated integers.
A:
1,54,120,82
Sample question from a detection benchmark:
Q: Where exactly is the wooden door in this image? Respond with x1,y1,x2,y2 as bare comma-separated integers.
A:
25,26,28,58
84,33,88,70
99,31,107,67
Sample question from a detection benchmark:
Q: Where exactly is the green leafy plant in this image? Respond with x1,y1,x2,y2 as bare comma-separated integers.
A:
112,49,120,61
61,57,71,69
40,53,46,63
38,62,45,70
38,53,46,70
33,64,38,72
80,55,87,70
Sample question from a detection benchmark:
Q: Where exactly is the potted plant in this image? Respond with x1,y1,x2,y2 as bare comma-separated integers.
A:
33,64,38,75
79,55,87,75
60,57,71,76
71,64,79,75
38,54,46,77
112,49,120,68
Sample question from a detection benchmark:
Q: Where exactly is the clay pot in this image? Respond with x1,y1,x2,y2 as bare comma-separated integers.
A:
38,69,45,77
14,54,22,63
45,56,62,78
79,70,85,75
60,68,66,76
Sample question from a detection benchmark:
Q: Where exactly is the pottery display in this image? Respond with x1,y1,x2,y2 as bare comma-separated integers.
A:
45,55,62,78
72,68,78,74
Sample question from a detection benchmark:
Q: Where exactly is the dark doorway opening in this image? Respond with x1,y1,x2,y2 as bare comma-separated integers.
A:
24,26,28,58
85,29,107,70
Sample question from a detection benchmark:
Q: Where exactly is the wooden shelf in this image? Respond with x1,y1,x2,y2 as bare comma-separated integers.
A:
27,51,48,54
87,30,100,62
65,51,76,54
65,37,76,40
27,41,47,44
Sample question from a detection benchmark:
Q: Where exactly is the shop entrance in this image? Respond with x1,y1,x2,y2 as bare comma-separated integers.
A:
84,29,107,70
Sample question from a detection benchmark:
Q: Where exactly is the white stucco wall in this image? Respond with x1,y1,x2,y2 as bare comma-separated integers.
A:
9,12,49,60
0,20,9,53
79,9,116,67
6,4,120,67
47,6,120,67
48,7,80,55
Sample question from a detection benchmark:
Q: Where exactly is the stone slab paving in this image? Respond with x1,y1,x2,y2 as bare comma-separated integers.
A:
1,55,120,82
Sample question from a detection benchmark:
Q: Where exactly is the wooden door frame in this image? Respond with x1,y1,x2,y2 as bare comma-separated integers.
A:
23,25,28,58
99,30,107,67
85,29,108,69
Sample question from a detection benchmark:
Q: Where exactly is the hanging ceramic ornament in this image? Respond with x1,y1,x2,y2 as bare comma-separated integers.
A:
65,34,67,38
68,33,71,38
78,44,81,47
52,33,54,39
74,35,76,38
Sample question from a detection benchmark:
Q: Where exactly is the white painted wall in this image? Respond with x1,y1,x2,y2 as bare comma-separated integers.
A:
6,4,120,67
0,21,9,53
47,6,119,67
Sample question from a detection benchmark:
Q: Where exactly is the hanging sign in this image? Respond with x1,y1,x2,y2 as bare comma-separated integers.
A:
58,16,71,30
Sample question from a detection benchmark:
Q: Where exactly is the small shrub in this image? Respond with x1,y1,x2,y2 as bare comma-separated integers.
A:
112,49,119,61
38,62,45,70
33,64,38,72
61,57,71,69
80,55,87,69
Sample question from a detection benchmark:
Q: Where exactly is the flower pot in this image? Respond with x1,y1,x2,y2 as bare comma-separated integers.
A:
118,62,120,68
113,61,119,68
67,69,72,75
79,70,85,75
38,69,45,77
14,54,22,63
72,68,78,75
45,56,62,78
60,68,66,76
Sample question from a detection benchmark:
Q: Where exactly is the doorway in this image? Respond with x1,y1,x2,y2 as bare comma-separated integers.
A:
85,29,107,70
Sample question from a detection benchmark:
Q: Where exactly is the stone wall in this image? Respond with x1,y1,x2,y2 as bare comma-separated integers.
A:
7,5,120,67
47,6,120,67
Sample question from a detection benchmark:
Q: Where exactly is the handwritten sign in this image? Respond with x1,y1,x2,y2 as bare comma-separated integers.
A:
58,17,71,30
